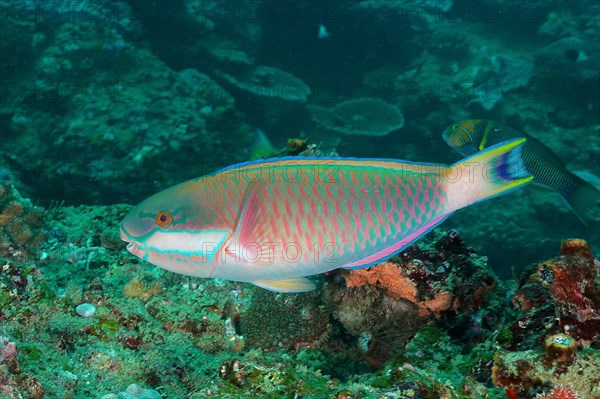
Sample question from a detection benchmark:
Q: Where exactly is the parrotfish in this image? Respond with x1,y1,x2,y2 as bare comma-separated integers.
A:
443,119,600,224
120,139,531,293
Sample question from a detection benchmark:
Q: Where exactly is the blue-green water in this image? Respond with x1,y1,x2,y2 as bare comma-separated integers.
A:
0,1,599,398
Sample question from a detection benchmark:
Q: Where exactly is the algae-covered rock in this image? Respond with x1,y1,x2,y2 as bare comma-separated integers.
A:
1,9,253,205
241,287,330,350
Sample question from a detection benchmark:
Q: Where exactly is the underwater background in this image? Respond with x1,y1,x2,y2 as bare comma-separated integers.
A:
0,0,599,398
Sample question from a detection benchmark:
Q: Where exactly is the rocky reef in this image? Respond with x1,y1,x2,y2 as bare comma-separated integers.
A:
492,238,600,399
1,179,598,398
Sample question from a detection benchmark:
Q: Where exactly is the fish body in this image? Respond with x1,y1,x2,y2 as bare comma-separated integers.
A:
120,139,531,292
443,119,600,224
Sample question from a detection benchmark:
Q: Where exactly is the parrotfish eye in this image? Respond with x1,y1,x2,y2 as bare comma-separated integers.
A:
155,211,173,228
452,124,460,131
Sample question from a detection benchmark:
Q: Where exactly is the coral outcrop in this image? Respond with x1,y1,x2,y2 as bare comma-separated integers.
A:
492,239,600,398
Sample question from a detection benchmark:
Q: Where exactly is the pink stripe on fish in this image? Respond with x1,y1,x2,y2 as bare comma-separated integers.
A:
341,230,348,246
365,213,374,229
305,170,314,185
325,184,333,201
349,186,363,213
283,217,291,238
328,227,336,251
272,199,281,219
311,183,320,199
270,216,278,239
384,184,391,201
339,173,348,186
322,196,330,217
363,173,371,185
373,185,382,202
299,184,308,200
405,179,414,196
342,213,351,231
354,211,363,231
331,215,340,234
376,214,384,229
384,223,391,235
304,234,312,254
307,215,316,236
394,183,401,200
374,174,383,186
227,189,236,203
275,172,284,184
408,204,416,219
352,230,359,245
347,198,355,215
334,199,341,215
309,198,317,216
369,198,377,214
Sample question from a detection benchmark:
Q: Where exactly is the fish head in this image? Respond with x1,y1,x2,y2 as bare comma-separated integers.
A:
120,181,228,277
442,119,484,156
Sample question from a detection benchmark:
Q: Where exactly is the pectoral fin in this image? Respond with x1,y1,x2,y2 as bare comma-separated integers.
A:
231,182,265,245
225,182,272,262
252,278,316,293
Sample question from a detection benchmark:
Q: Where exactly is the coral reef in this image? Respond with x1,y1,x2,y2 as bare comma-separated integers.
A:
492,239,600,398
538,239,600,327
340,261,453,317
535,385,581,399
122,278,162,303
492,348,598,398
100,384,162,399
327,230,499,367
241,288,330,351
511,239,600,348
217,65,311,103
308,98,405,136
471,55,535,110
0,180,598,398
1,3,253,205
0,182,46,260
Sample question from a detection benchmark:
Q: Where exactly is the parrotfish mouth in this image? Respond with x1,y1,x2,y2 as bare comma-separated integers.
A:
120,226,147,258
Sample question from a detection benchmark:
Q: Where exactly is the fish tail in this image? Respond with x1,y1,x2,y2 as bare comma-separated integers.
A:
444,138,533,210
563,178,600,225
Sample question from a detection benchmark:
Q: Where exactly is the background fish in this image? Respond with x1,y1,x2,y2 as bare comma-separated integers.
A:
443,119,600,225
120,139,531,293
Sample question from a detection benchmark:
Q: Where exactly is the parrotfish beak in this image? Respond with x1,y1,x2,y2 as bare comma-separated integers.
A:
120,225,148,259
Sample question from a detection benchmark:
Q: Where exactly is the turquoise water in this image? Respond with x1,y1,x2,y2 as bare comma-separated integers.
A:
1,1,599,398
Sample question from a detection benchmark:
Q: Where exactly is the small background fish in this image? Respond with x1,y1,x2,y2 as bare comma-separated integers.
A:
443,119,600,225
